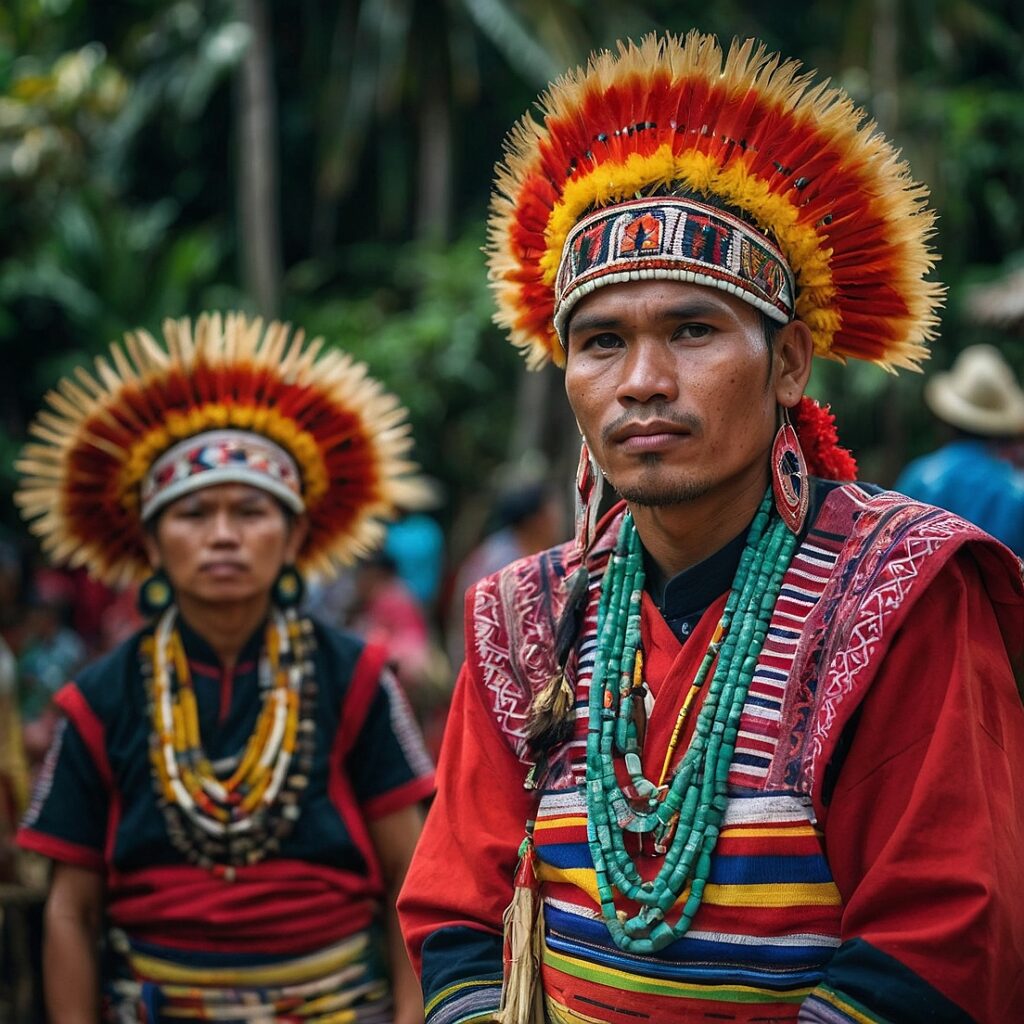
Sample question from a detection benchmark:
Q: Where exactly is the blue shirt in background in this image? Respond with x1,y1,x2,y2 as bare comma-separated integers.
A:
894,439,1024,556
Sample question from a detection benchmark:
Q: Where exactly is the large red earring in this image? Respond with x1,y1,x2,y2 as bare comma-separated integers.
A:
771,407,809,535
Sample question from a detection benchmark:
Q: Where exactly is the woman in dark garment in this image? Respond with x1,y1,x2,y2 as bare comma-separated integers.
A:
16,312,434,1023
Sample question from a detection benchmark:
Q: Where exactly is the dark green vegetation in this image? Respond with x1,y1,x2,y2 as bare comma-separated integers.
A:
2,0,1022,542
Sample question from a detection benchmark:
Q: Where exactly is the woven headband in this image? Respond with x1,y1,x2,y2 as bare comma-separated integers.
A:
141,429,304,522
487,32,942,371
16,313,431,585
553,196,796,343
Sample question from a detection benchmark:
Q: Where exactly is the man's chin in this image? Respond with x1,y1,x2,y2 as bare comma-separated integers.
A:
610,472,712,509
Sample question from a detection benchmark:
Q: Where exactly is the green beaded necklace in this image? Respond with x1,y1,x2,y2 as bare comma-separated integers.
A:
584,490,796,953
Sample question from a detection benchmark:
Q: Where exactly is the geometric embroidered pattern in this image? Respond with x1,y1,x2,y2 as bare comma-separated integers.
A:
801,496,985,796
470,551,564,762
142,429,303,521
554,196,795,341
729,528,842,789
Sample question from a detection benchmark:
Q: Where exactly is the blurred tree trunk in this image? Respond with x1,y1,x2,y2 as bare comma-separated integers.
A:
509,364,554,459
416,26,453,240
871,0,907,484
870,0,900,132
236,0,282,317
509,362,581,534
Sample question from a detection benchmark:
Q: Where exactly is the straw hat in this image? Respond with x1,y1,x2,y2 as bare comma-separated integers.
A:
924,344,1024,437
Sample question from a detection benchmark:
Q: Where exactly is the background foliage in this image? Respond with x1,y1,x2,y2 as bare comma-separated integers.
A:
2,0,1023,548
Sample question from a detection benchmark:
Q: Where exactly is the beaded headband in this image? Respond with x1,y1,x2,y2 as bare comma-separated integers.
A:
141,429,304,521
488,31,942,370
553,196,796,342
16,312,430,586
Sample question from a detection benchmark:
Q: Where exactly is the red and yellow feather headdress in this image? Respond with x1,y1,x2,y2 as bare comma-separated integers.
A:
16,312,428,586
487,31,943,371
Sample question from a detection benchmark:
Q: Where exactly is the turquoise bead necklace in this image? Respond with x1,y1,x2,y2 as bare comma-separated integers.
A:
584,490,797,953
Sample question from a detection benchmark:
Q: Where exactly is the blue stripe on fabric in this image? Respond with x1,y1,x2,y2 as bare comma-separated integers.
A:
537,842,832,886
543,908,830,983
428,986,502,1024
742,696,782,710
709,853,833,885
731,752,772,768
536,842,593,869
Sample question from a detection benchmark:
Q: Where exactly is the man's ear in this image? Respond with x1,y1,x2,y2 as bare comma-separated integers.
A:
773,319,814,408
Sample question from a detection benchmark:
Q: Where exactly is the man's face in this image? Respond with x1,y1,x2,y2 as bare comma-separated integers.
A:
564,279,782,508
145,483,304,609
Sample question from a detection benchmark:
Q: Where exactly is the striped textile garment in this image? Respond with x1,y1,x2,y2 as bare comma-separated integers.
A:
400,481,1024,1024
532,506,846,1022
103,926,393,1022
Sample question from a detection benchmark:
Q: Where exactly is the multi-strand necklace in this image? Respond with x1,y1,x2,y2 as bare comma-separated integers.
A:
585,490,796,952
142,606,317,876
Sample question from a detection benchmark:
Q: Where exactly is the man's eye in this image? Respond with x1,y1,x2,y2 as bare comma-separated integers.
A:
586,332,623,350
675,324,711,340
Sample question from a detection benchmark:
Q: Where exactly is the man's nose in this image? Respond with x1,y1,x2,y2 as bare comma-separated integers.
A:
615,340,680,405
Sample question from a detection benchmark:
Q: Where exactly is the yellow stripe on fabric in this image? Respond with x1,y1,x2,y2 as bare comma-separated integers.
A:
545,994,620,1023
537,864,841,908
708,883,840,908
535,816,588,831
811,987,890,1024
126,932,370,988
424,978,502,1017
718,825,818,838
536,823,820,839
543,947,812,1004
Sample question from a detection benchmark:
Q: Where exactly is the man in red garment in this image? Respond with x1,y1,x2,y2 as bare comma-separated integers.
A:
399,31,1024,1024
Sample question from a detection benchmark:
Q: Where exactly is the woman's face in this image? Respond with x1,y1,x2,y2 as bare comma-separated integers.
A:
144,483,304,610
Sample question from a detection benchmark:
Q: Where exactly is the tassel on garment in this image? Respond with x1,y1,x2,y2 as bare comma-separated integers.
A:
496,838,546,1024
525,565,589,758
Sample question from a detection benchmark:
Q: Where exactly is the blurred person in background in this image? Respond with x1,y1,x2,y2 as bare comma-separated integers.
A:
894,343,1024,554
351,550,452,761
0,632,26,880
445,475,565,665
399,31,1024,1024
383,484,448,614
17,571,87,770
15,313,433,1023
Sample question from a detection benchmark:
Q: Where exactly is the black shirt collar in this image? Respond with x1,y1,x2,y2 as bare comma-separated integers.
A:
643,526,748,644
637,477,846,644
175,612,265,675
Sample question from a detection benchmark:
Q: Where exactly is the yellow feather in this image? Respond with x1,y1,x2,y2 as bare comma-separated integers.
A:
16,312,427,585
486,29,943,372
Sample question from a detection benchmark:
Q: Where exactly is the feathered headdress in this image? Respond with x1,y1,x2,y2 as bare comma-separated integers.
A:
16,312,429,586
487,31,942,372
